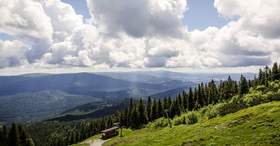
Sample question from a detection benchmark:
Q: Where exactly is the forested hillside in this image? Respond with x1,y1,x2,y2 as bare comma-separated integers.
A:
0,123,35,146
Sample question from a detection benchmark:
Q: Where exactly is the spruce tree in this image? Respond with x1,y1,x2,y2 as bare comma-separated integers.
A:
272,62,279,80
177,94,183,109
128,98,134,124
200,83,206,106
130,107,140,129
188,88,194,110
138,98,148,125
8,123,20,146
163,98,169,110
167,97,172,109
146,97,152,121
151,99,158,120
18,125,28,146
196,85,205,108
0,125,8,146
258,69,264,85
157,99,163,117
169,102,176,119
239,75,249,96
182,91,188,110
169,99,180,118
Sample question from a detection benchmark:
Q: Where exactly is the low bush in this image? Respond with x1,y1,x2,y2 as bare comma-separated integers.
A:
173,116,186,126
243,92,263,106
185,112,198,125
205,106,219,119
255,85,266,92
148,118,169,128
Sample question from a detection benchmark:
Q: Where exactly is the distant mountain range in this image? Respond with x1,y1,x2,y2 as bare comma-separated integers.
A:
0,90,102,123
0,71,254,123
0,72,192,97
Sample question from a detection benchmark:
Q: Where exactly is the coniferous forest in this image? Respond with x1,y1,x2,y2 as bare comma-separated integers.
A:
1,63,280,146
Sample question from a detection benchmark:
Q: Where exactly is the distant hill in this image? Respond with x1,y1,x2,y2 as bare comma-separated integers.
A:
98,71,255,83
48,99,130,122
150,86,190,99
0,72,195,123
0,90,102,123
47,86,197,122
0,72,193,98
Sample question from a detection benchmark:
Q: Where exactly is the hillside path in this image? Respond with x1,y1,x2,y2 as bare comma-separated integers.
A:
83,139,109,146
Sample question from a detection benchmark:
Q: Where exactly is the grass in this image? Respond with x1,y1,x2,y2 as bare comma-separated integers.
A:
103,101,280,146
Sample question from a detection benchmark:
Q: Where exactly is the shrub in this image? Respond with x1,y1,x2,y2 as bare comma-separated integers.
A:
199,106,208,117
185,112,198,125
269,81,280,92
206,107,219,119
173,116,186,126
265,91,280,101
148,118,169,128
255,85,266,92
243,92,263,106
214,101,245,116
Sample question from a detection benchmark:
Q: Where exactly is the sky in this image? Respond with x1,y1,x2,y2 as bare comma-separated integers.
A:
0,0,280,75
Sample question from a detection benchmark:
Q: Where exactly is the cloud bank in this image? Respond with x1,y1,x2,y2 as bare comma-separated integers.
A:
0,0,279,70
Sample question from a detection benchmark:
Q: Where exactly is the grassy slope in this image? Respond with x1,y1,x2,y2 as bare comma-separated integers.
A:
104,101,280,146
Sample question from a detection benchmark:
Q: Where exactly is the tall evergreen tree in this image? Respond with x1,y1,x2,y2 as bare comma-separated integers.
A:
138,98,148,125
196,85,204,108
151,99,158,120
146,97,152,121
239,75,249,96
169,100,180,118
130,107,140,129
258,69,264,85
208,80,218,104
157,99,163,117
163,98,169,110
128,98,134,124
182,91,188,110
18,125,28,146
0,125,8,146
188,88,194,110
177,94,183,109
272,62,279,80
8,123,20,146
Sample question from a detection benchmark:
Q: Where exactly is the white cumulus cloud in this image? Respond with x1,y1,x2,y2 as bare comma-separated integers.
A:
0,0,280,71
87,0,187,38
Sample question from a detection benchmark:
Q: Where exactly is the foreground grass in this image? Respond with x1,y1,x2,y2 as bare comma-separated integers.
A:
104,101,280,146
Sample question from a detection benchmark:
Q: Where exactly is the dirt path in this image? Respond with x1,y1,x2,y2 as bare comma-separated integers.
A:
83,139,109,146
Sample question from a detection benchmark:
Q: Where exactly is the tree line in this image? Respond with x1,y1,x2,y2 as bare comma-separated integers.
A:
115,62,280,129
26,116,116,146
0,123,35,146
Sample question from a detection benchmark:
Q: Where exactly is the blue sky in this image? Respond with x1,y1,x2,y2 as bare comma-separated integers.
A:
0,33,14,40
62,0,91,18
183,0,228,30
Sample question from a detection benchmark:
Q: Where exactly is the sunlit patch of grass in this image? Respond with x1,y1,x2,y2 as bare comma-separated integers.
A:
104,101,280,146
